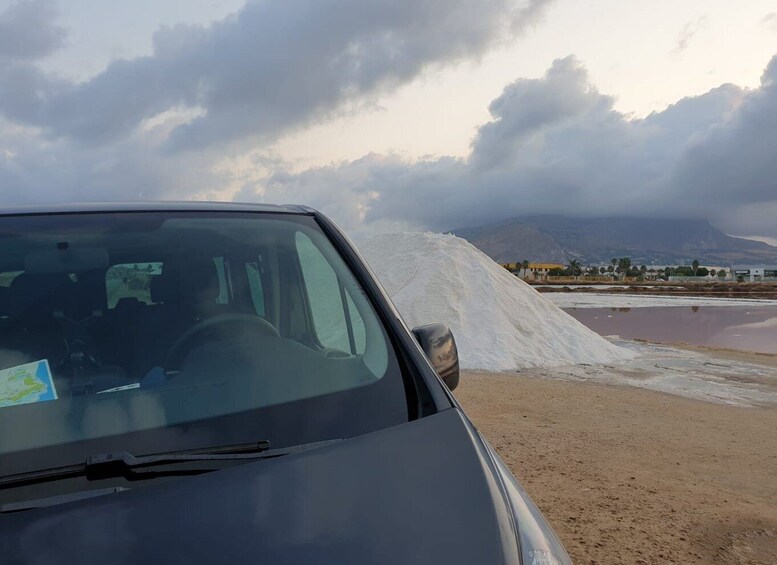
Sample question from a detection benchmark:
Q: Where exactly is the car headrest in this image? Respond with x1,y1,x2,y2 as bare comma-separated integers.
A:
8,272,75,319
151,258,221,306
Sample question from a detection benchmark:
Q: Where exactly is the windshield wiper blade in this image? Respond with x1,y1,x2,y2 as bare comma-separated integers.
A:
0,440,271,489
87,439,273,469
0,439,341,490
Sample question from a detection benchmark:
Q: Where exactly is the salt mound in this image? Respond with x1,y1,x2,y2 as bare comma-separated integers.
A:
359,232,634,371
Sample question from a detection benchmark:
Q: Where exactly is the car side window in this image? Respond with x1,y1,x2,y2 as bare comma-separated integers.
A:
245,261,265,316
295,232,366,354
212,256,231,304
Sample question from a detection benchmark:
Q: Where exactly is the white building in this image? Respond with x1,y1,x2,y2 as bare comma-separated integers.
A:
731,265,777,282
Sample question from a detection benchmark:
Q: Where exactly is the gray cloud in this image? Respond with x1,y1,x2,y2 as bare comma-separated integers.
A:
0,0,552,149
0,117,222,204
3,0,774,242
245,55,777,239
674,16,707,54
0,0,551,206
0,0,66,59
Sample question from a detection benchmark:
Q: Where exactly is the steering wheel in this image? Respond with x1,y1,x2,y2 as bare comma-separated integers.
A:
164,313,279,374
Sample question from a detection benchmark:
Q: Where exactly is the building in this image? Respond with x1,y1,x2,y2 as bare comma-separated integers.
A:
502,262,565,280
731,265,777,282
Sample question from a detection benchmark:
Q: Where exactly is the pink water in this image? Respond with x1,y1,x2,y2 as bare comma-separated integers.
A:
565,306,777,354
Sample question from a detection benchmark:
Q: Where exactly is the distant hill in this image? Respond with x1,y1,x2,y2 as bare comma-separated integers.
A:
451,216,777,266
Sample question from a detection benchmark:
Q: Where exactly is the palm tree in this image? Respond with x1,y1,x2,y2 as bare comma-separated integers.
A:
600,266,606,275
568,260,582,277
692,259,700,277
521,260,530,279
617,257,632,280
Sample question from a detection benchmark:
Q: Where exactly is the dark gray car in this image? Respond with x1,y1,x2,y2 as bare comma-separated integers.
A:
0,202,571,564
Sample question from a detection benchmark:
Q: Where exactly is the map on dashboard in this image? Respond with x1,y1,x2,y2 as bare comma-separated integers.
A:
0,359,57,408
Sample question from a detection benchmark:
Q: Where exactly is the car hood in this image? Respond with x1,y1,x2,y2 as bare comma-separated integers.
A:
0,409,521,564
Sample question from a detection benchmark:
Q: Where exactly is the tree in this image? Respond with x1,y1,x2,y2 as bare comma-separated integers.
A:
692,259,700,276
697,267,709,277
717,269,726,279
607,265,614,274
567,260,582,277
522,260,530,278
617,257,632,279
709,269,717,278
600,266,606,275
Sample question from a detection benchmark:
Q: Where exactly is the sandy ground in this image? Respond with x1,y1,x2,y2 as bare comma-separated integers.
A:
455,367,777,564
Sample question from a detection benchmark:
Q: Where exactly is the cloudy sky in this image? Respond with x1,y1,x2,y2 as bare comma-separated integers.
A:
1,0,776,241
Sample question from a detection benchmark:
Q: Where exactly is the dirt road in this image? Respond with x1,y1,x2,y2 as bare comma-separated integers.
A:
456,371,777,564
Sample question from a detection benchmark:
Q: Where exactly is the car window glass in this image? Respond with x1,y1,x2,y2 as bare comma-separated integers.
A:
0,213,401,466
213,256,230,304
346,291,367,353
295,232,367,355
0,271,22,288
105,262,162,308
246,261,265,316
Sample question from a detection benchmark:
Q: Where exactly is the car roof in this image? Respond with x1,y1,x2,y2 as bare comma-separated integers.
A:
0,201,316,216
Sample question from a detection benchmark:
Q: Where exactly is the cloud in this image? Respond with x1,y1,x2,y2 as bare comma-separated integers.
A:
0,116,222,204
0,0,552,149
0,0,66,60
674,16,708,54
763,13,777,32
243,54,777,239
0,0,552,205
2,1,775,243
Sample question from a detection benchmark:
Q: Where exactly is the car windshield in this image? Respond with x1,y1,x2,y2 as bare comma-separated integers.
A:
0,211,412,479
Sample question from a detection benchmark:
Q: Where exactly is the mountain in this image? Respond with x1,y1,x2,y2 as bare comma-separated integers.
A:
449,221,567,264
451,216,777,266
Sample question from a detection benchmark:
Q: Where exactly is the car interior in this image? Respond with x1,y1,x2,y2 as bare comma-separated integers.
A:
0,214,392,442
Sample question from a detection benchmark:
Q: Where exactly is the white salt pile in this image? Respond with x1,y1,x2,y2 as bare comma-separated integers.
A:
360,232,634,371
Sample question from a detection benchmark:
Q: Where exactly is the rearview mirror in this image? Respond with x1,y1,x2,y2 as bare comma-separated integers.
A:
412,323,460,391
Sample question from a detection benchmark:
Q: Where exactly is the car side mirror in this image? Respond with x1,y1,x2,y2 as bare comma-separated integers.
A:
412,323,460,391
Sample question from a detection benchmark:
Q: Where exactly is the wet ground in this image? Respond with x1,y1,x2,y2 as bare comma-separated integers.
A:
538,339,777,407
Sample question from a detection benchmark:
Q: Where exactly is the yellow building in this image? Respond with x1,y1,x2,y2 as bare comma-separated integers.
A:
501,262,565,280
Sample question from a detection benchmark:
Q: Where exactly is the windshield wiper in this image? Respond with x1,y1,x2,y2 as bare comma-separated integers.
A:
0,439,342,490
2,487,131,514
